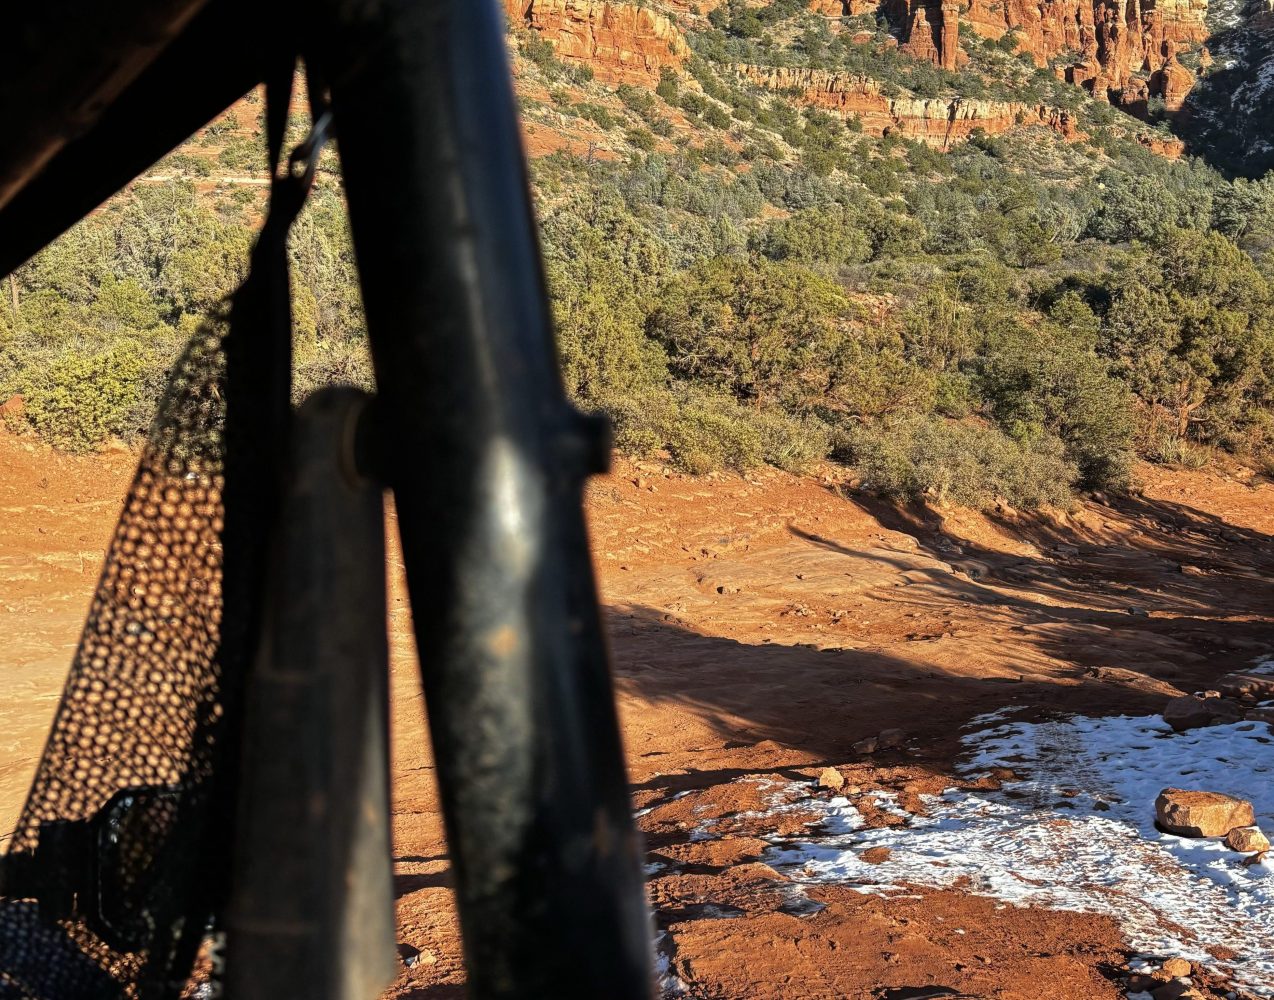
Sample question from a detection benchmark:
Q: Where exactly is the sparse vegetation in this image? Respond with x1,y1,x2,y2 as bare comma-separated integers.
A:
5,4,1274,513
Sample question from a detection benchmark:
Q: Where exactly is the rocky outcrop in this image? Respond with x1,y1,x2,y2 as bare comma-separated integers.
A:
939,0,961,69
901,4,943,64
1161,692,1244,731
963,0,1207,69
737,64,1080,147
1138,133,1185,157
886,0,965,70
1151,39,1195,110
505,0,690,84
1155,788,1255,838
878,0,1210,111
1225,825,1271,853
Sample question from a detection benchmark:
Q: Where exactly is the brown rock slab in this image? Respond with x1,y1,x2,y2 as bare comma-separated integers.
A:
1156,788,1255,838
1159,957,1191,977
1216,671,1274,701
876,728,906,750
852,736,878,754
1224,825,1270,853
1151,986,1202,1000
1162,694,1243,732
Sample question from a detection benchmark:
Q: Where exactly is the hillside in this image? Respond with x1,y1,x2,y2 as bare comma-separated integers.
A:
4,0,1274,516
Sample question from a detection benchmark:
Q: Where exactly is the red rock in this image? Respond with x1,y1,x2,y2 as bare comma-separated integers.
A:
1161,693,1243,732
938,0,960,69
1225,825,1271,853
0,394,23,418
1151,41,1195,111
876,728,907,749
901,4,941,65
735,65,1084,148
506,0,690,85
817,766,846,791
1155,788,1256,838
1216,671,1274,701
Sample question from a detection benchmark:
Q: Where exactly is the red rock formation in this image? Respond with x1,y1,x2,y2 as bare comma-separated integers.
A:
963,0,1206,71
1137,133,1185,156
737,64,1084,147
901,5,942,63
1151,39,1195,110
892,0,964,69
939,0,961,69
505,0,690,84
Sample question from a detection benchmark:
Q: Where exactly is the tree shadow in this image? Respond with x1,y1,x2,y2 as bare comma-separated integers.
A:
608,486,1274,778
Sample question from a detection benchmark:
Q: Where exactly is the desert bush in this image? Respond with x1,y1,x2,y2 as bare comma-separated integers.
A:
750,204,873,271
753,408,831,472
23,339,165,452
838,414,1078,509
1141,430,1211,469
648,255,853,410
977,331,1135,490
602,386,765,474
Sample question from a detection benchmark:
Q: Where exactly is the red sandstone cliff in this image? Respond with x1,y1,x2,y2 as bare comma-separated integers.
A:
511,0,1196,154
505,0,690,84
868,0,1206,110
737,64,1081,147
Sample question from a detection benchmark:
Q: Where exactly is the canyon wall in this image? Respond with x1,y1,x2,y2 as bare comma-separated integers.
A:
505,0,690,84
882,0,1206,110
509,0,1191,154
738,64,1081,146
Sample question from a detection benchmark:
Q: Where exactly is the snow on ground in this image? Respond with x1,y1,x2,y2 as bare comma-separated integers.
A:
763,713,1274,996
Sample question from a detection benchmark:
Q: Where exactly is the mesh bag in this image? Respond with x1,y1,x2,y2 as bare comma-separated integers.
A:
0,164,295,997
0,317,233,997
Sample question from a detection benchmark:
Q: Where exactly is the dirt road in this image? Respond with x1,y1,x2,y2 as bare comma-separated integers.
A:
2,430,1272,997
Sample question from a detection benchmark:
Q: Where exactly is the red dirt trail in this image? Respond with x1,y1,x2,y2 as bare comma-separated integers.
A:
2,430,1272,998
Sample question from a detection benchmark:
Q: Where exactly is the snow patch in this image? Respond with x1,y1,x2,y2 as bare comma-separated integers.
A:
763,714,1274,996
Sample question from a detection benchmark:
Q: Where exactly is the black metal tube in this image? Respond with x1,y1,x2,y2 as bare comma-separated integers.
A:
0,0,272,277
0,0,209,213
225,388,397,1000
312,1,652,997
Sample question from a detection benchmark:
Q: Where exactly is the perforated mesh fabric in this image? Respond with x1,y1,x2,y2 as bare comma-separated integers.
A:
0,319,234,999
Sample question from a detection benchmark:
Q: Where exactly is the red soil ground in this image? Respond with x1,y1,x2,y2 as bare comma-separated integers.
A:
2,429,1272,998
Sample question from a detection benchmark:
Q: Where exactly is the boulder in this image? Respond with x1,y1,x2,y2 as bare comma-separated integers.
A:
1151,985,1203,1000
1155,788,1255,837
817,767,846,792
1216,671,1274,701
1224,825,1270,853
852,736,878,754
1161,694,1243,732
876,728,907,750
1160,957,1191,977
